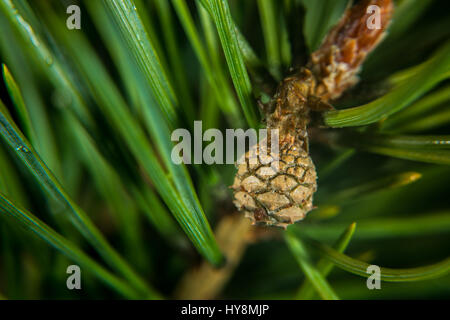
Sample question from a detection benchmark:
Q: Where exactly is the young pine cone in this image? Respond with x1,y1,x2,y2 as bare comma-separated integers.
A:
232,0,393,228
232,70,318,229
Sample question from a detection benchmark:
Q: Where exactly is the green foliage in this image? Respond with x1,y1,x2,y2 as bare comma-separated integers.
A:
285,231,339,300
0,193,144,299
303,236,450,282
199,0,259,128
0,0,448,300
295,222,356,300
300,0,349,52
324,41,450,127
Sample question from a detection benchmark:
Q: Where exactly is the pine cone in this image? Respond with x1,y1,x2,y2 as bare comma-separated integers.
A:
232,71,318,228
231,138,317,229
232,0,393,228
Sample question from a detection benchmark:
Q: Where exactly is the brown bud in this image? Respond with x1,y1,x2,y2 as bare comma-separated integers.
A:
309,0,394,101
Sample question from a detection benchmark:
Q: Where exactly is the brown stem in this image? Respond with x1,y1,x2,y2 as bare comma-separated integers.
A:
174,214,252,299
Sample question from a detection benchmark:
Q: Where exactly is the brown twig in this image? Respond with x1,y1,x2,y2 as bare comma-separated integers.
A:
174,213,252,299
